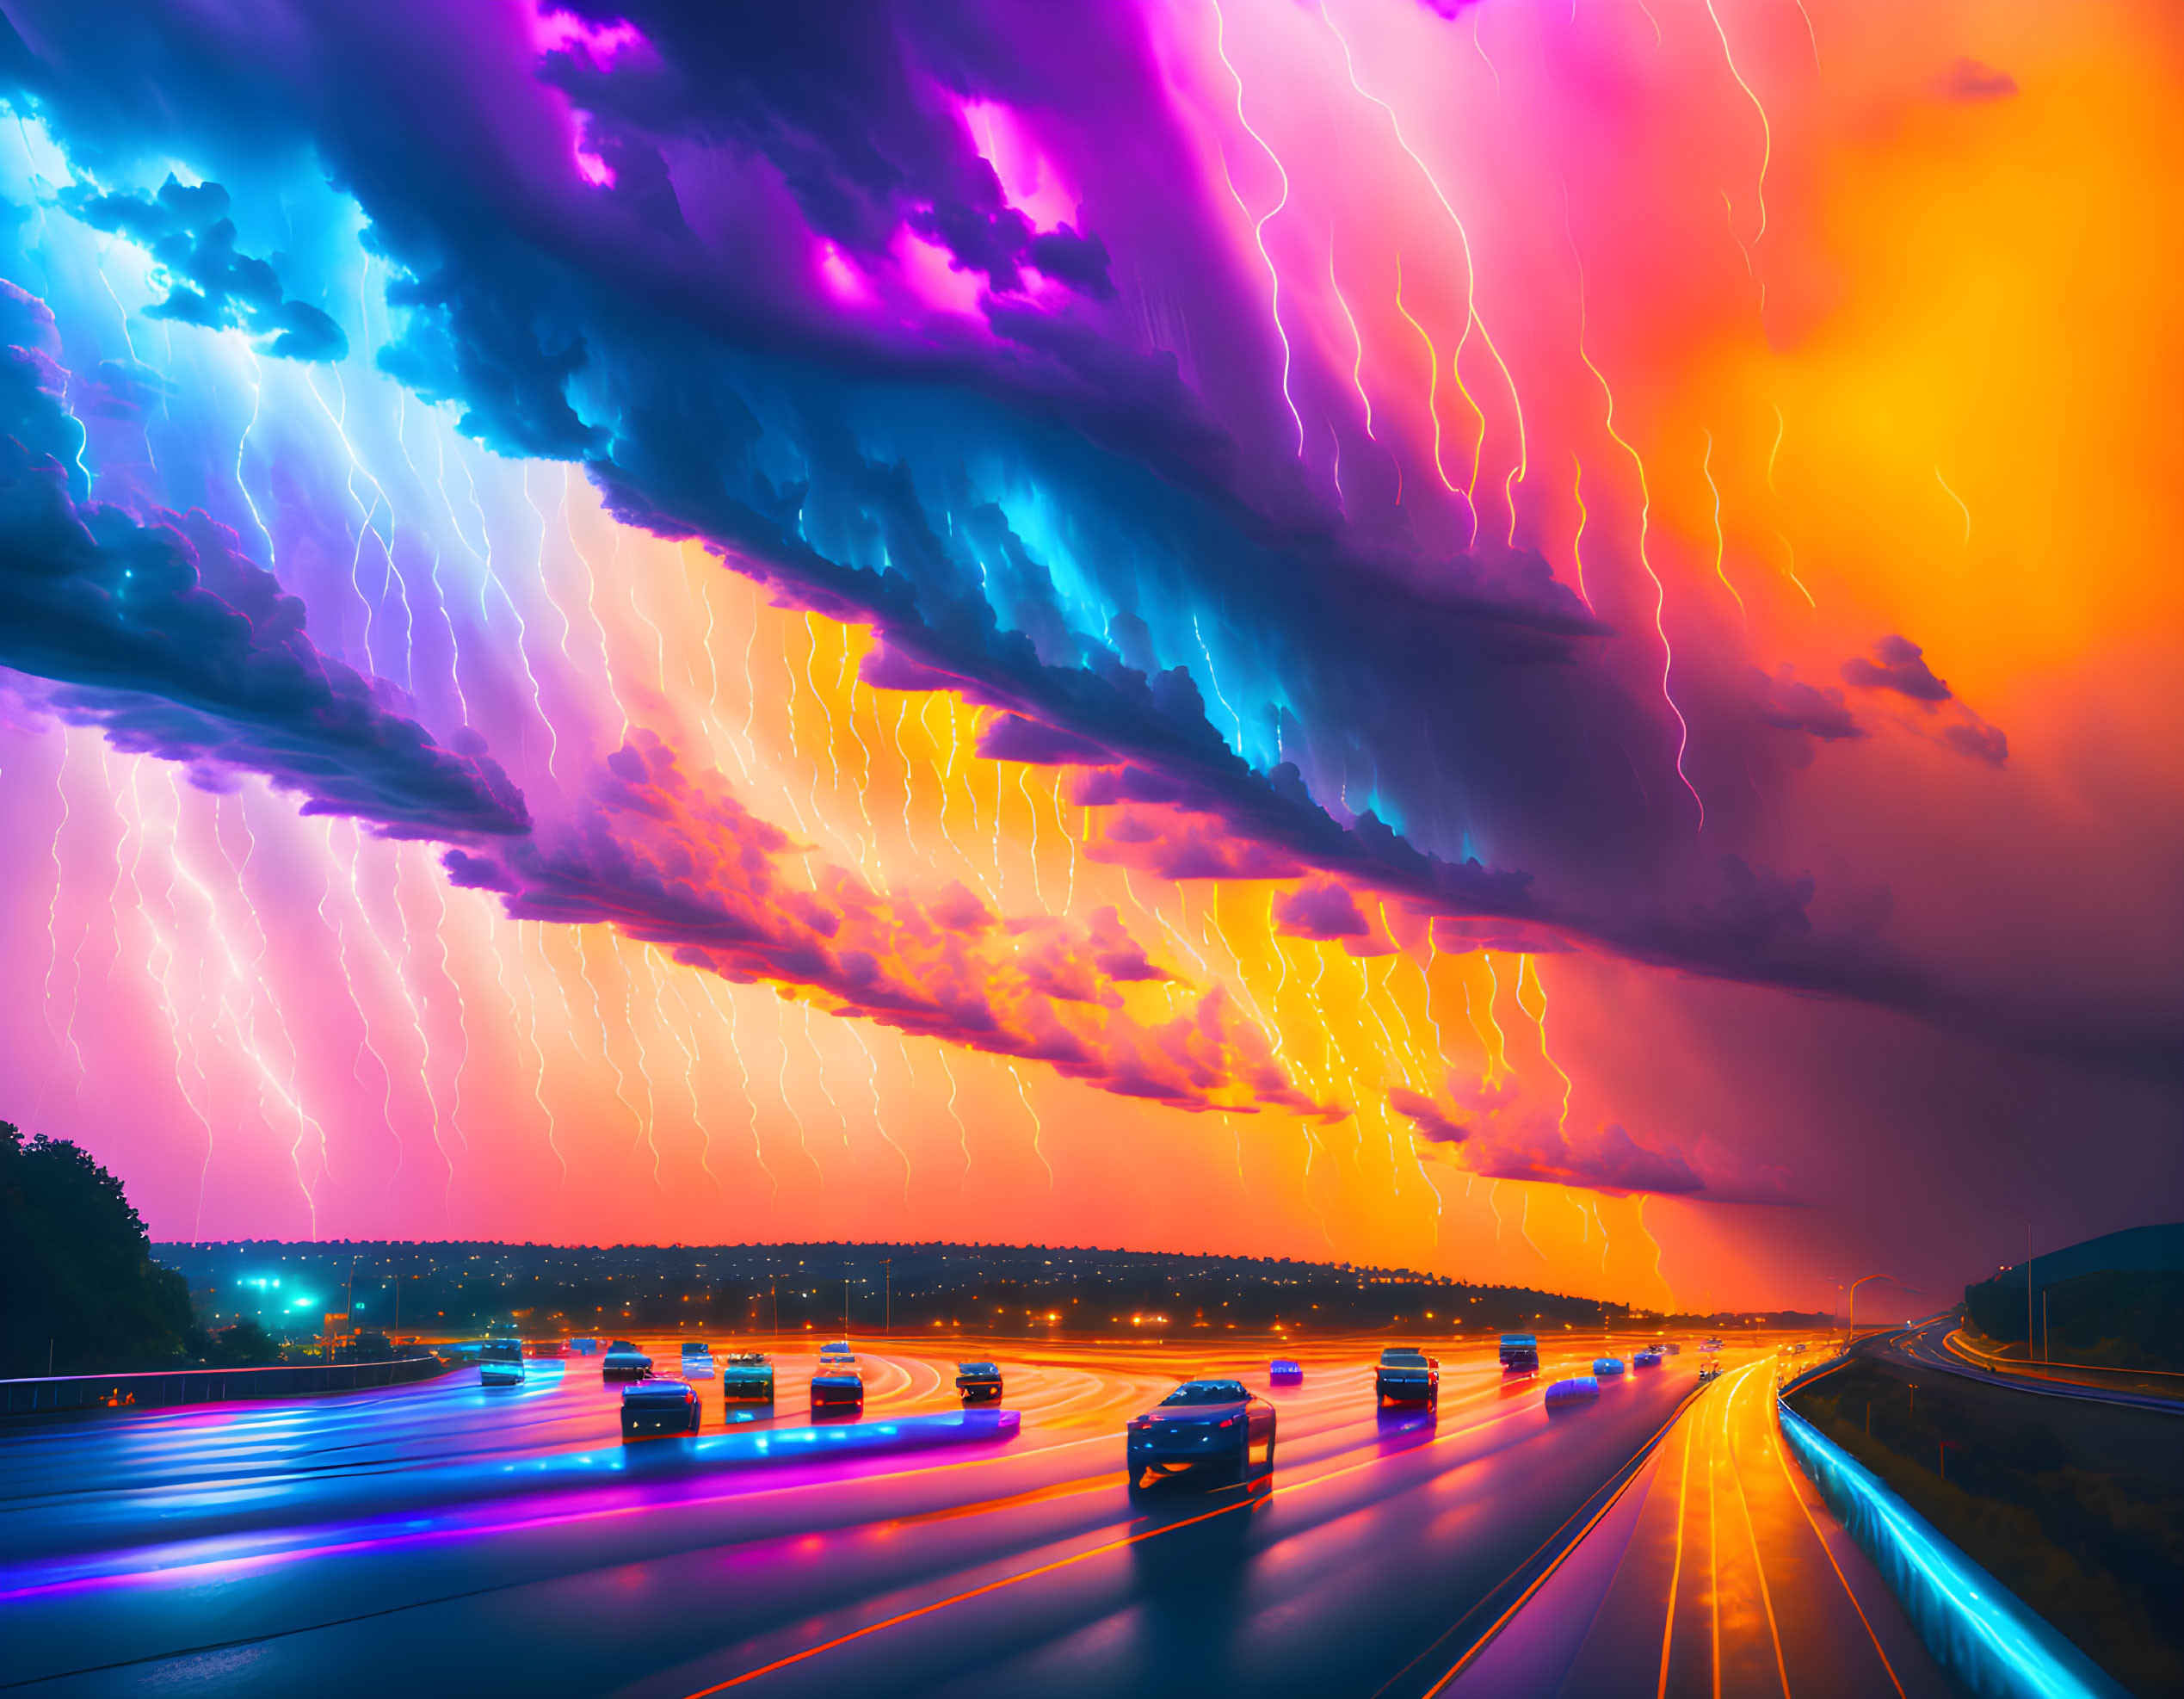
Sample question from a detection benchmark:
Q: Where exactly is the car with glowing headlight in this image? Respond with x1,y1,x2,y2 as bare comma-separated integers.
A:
478,1339,527,1387
681,1341,716,1379
1126,1379,1276,1490
722,1352,774,1405
1375,1346,1439,1406
811,1351,864,1411
1632,1347,1664,1368
621,1379,701,1438
602,1340,652,1382
955,1362,1003,1402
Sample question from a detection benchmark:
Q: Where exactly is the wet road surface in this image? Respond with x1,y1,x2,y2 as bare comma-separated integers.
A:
2,1334,1821,1697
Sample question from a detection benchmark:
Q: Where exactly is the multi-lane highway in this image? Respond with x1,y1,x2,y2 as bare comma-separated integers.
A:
0,1334,1902,1698
1448,1350,1953,1697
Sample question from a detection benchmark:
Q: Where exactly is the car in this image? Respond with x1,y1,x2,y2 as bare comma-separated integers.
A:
1661,1341,1681,1355
722,1352,775,1405
1697,1364,1723,1383
819,1340,854,1361
621,1379,701,1437
681,1342,717,1379
1498,1332,1540,1373
1700,1338,1724,1353
955,1362,1003,1402
479,1339,527,1387
811,1352,864,1411
1126,1379,1276,1490
1545,1376,1601,1408
1632,1347,1664,1368
1268,1358,1303,1386
602,1340,653,1381
1594,1356,1626,1378
1791,1342,1807,1355
527,1339,567,1359
1376,1346,1440,1406
569,1338,600,1355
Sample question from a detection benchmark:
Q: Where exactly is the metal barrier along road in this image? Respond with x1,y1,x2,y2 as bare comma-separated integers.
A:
1777,1396,2127,1699
2,1354,450,1417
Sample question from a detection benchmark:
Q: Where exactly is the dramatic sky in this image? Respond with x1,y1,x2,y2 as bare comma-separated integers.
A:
0,0,2175,1311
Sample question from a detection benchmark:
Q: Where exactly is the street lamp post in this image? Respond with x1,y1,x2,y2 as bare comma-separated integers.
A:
1997,1205,2035,1371
882,1259,892,1338
1846,1274,1921,1343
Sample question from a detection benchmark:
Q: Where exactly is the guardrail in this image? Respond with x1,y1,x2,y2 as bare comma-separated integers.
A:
1,1353,450,1417
1945,1327,2184,1385
1776,1393,2125,1699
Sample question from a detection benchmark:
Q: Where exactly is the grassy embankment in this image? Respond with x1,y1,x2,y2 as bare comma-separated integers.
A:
1791,1359,2182,1696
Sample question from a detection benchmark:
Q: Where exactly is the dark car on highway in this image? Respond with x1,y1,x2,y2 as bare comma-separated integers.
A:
722,1352,775,1406
1376,1346,1439,1406
1268,1358,1303,1386
955,1362,1003,1402
621,1379,701,1438
1126,1379,1276,1491
811,1350,865,1412
602,1340,652,1381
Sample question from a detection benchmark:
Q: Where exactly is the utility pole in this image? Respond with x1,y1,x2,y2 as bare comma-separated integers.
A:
1999,1205,2033,1365
882,1259,892,1337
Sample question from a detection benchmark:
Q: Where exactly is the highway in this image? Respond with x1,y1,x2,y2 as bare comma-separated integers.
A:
1876,1317,2184,1414
1447,1347,1954,1699
3,1334,1875,1698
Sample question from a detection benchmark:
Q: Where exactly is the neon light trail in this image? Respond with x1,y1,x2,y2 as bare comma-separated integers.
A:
0,0,2174,1323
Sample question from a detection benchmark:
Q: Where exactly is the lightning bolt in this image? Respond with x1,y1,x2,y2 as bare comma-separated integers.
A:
1705,0,1773,250
1935,466,1971,548
1570,452,1594,612
1008,1061,1053,1191
1392,253,1474,539
1211,0,1305,458
1566,188,1704,828
697,974,774,1207
1479,952,1514,1083
938,1046,971,1194
1323,3,1527,540
849,1022,911,1203
1515,954,1574,1137
1700,428,1746,624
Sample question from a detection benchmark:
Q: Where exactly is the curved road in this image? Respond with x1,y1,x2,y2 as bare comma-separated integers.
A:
1876,1318,2184,1414
4,1334,1816,1697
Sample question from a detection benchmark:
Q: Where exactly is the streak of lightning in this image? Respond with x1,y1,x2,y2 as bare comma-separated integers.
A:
325,820,400,1182
1516,1186,1545,1261
846,669,879,881
1700,428,1746,623
666,955,726,1189
1935,466,1971,547
1329,247,1377,440
1706,0,1774,248
1479,953,1514,1082
1323,3,1527,538
1515,955,1575,1137
938,1047,971,1193
574,926,644,1172
800,1002,848,1153
1009,1062,1055,1190
512,920,567,1191
1016,766,1047,911
1566,188,1704,828
1411,1136,1445,1239
1391,254,1471,536
1052,773,1079,916
1772,530,1817,608
1210,0,1305,457
697,975,774,1206
1570,453,1594,611
772,994,817,1188
848,1022,911,1203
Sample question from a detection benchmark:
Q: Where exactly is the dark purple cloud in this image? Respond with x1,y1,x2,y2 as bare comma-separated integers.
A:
0,303,527,838
1941,58,2017,102
1842,634,1953,703
1752,665,1864,741
1388,1086,1465,1144
1272,880,1369,941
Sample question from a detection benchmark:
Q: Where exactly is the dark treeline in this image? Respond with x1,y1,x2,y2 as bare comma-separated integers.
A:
154,1239,1826,1341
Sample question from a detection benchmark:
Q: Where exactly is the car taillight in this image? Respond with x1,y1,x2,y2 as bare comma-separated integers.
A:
1216,1415,1239,1428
